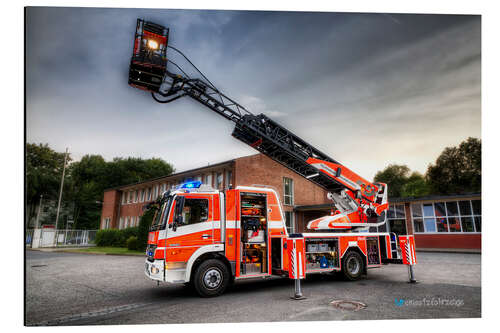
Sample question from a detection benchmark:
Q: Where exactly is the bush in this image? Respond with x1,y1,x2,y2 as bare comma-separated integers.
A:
137,209,155,251
126,236,139,251
95,229,120,247
96,227,139,247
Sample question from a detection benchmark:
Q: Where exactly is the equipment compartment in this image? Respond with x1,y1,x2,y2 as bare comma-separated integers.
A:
240,192,268,275
305,238,339,270
367,237,381,265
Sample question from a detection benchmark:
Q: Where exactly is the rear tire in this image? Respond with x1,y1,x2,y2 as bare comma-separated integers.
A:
193,259,230,297
341,251,364,281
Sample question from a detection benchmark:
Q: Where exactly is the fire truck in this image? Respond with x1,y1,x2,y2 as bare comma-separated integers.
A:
128,19,417,297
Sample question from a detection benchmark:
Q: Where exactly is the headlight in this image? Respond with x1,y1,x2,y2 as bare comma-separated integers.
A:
147,40,159,50
151,266,160,274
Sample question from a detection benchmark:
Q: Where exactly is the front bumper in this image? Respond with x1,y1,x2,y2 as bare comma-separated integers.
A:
145,259,165,282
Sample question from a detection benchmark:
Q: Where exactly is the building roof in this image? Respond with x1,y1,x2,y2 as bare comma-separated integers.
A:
294,192,481,211
104,158,236,191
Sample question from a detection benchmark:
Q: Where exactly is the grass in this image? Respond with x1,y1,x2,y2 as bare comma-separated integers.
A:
65,246,144,256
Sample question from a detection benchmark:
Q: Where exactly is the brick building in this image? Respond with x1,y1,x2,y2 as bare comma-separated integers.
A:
100,153,481,251
100,153,329,233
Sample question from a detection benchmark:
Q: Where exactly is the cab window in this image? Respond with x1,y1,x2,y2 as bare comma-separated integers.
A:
181,198,209,225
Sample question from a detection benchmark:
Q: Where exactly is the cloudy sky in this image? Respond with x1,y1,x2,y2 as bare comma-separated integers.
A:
26,7,481,180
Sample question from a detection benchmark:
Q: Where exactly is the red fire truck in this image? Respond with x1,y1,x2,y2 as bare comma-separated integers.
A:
129,19,417,297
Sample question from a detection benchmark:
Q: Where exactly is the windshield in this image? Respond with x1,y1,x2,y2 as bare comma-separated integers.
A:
150,196,173,231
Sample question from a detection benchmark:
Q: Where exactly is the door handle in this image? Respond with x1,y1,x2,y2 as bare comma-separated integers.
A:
202,234,212,239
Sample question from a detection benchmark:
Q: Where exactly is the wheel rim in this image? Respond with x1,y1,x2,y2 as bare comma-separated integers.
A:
203,268,223,289
346,256,360,275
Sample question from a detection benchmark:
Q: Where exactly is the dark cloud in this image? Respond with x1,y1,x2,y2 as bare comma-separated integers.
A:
26,8,481,179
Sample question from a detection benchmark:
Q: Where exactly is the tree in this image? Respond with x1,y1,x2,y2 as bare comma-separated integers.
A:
137,208,155,251
68,155,174,229
26,143,72,225
68,155,108,230
400,172,431,198
374,164,411,198
426,137,481,195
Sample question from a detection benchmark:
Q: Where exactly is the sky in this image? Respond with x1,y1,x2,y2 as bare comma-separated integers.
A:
25,7,481,180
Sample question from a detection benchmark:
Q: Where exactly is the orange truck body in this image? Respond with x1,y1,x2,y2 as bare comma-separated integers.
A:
144,185,411,289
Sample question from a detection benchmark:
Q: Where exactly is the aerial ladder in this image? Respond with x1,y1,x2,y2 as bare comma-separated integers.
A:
128,19,389,231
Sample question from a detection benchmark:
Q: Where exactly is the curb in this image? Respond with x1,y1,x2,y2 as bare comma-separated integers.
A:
27,248,144,257
416,248,481,254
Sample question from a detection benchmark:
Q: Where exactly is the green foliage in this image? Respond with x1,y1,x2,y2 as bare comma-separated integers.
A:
26,143,72,224
137,209,155,251
374,137,481,198
95,227,139,247
426,137,481,195
95,229,121,247
126,236,139,251
400,172,431,198
26,143,72,205
374,164,412,198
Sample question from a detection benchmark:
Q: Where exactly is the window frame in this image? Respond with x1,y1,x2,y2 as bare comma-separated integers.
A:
386,204,407,235
284,211,294,233
283,177,294,206
178,198,210,227
411,199,481,234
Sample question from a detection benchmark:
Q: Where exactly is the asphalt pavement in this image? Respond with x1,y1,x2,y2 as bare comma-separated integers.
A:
25,250,481,325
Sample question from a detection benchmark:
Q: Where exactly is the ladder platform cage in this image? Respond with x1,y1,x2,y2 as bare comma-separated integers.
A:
128,19,169,92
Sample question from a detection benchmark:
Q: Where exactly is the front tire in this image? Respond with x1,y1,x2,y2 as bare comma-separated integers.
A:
341,251,364,281
193,259,230,297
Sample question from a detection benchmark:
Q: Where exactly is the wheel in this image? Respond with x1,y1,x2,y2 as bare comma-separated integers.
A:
341,251,364,281
193,259,230,297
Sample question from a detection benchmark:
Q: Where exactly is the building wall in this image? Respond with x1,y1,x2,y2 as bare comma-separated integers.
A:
101,161,234,229
234,154,330,206
414,234,481,250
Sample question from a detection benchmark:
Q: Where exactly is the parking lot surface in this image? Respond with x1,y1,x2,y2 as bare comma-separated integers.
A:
25,250,481,325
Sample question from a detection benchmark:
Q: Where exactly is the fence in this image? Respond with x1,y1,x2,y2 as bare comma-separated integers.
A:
26,229,98,248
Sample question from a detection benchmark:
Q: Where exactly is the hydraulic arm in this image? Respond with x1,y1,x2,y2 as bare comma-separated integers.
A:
128,19,388,230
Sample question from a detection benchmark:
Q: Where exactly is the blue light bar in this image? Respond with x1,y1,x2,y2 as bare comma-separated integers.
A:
180,180,202,189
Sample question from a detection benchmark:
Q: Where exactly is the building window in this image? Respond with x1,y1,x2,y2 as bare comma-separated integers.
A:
119,217,124,229
102,217,110,229
147,188,151,201
134,190,138,203
387,204,407,235
127,191,132,204
411,199,481,233
121,192,126,205
205,174,212,187
140,189,145,202
285,211,294,233
226,170,233,188
216,172,223,189
283,177,294,205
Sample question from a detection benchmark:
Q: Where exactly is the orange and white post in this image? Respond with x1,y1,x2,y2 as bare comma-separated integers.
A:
399,235,417,283
287,238,306,299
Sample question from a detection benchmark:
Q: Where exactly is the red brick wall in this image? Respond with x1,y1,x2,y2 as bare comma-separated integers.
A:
415,234,481,250
100,190,120,228
234,154,330,209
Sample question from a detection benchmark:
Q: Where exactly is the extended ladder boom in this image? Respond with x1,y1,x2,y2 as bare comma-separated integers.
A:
127,19,384,209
